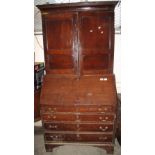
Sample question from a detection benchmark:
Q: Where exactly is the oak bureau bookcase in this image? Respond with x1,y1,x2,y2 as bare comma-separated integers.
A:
37,1,118,154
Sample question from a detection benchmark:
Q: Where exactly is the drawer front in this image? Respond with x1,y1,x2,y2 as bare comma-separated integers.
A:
41,105,114,113
44,123,77,131
44,133,113,142
78,114,114,122
42,114,114,122
42,114,76,121
44,123,113,132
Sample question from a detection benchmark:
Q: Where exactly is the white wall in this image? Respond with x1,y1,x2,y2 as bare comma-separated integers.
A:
114,34,121,93
34,34,121,93
34,35,44,62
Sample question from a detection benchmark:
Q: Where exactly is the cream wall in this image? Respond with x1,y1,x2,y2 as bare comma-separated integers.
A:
34,34,121,93
114,34,121,93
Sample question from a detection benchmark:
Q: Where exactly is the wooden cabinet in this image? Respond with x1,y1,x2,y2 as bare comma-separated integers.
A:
37,1,118,154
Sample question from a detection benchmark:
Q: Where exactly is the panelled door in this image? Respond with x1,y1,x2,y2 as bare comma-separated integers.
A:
42,11,114,76
43,12,78,75
78,11,114,75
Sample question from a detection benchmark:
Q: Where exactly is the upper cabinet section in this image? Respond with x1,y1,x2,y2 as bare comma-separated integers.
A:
37,1,118,76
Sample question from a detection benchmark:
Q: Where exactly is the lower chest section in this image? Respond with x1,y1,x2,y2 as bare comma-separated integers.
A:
40,75,117,152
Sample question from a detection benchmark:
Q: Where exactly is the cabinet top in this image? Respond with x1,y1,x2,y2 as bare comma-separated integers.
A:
36,1,118,11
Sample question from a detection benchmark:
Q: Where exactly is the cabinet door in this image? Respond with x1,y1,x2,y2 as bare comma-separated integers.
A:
43,12,78,75
79,12,114,75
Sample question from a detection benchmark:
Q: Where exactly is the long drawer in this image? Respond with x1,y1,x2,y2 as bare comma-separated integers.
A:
44,123,113,132
42,113,115,122
44,132,113,142
41,105,115,113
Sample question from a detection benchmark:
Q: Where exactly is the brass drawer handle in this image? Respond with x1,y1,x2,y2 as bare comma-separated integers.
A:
49,125,57,129
104,107,108,111
98,108,102,111
50,135,59,139
98,107,108,112
99,116,106,121
48,108,56,112
52,116,56,119
47,115,57,119
46,115,56,119
99,126,108,131
105,116,109,120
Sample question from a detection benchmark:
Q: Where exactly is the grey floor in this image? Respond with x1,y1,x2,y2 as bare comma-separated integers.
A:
34,127,121,155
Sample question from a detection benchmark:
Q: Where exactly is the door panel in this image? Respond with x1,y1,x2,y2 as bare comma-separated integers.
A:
83,54,109,70
46,19,73,50
79,12,114,75
44,13,78,74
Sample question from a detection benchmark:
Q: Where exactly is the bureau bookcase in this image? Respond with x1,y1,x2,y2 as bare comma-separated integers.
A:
37,1,118,154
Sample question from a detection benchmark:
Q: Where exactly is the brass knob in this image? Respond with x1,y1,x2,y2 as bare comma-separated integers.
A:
105,117,108,120
104,107,108,111
99,116,103,120
105,126,108,129
98,108,102,111
53,116,56,119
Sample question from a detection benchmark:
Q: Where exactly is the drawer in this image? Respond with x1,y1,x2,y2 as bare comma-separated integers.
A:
44,132,113,142
44,123,113,132
41,105,114,113
78,114,114,122
42,113,114,122
42,114,76,121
